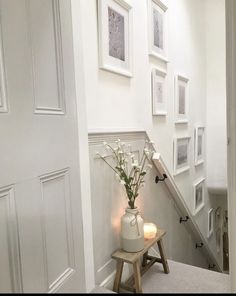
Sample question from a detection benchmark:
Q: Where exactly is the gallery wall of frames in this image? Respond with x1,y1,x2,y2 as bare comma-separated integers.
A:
81,0,226,269
97,0,208,220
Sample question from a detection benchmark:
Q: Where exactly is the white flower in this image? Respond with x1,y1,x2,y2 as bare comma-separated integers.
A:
118,150,124,154
120,180,125,185
115,174,120,180
149,140,154,144
132,160,139,167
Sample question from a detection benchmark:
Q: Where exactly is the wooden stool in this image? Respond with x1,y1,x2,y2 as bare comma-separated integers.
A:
111,228,169,293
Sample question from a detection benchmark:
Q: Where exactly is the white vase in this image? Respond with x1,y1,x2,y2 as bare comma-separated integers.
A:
120,207,144,252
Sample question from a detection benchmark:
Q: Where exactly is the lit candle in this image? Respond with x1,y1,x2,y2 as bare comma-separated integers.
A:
144,223,157,239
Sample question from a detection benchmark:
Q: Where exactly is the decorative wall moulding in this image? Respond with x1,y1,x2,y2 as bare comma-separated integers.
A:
148,0,168,62
27,0,66,115
88,130,147,145
193,178,205,216
151,67,167,116
0,185,23,292
98,0,133,77
39,168,75,292
0,19,8,113
194,125,205,166
175,75,189,124
173,137,190,176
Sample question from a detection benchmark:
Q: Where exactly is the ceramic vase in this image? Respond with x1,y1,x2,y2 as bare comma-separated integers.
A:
120,207,144,252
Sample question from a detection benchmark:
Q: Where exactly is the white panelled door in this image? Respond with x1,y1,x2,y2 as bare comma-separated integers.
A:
0,0,86,293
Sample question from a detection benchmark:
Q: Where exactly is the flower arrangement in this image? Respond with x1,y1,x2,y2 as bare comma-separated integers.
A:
97,139,155,209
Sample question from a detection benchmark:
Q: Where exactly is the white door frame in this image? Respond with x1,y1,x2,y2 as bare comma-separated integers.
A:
226,0,236,292
70,0,95,292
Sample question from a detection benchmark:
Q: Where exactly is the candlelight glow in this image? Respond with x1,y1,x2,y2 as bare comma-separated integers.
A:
144,223,157,239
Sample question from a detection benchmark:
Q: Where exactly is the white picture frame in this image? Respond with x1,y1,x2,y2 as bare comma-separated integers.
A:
173,137,190,176
216,228,221,253
207,208,214,238
152,67,167,116
193,178,205,215
148,0,168,62
175,75,189,124
98,0,133,77
194,125,205,166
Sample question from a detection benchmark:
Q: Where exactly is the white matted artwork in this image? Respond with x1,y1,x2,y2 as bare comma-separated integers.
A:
173,137,190,176
207,208,214,238
193,178,205,215
98,0,133,77
175,75,189,124
194,125,205,166
152,67,167,116
148,0,168,62
216,228,221,253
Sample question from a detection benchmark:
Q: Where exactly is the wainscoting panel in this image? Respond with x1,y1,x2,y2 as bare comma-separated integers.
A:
27,0,65,115
0,186,22,293
40,169,75,292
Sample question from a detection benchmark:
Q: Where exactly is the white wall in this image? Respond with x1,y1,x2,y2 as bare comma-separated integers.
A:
77,0,227,277
206,0,227,194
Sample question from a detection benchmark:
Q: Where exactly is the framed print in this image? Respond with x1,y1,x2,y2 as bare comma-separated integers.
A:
216,228,221,253
98,0,133,77
173,137,190,176
148,0,168,62
194,126,205,166
207,208,214,238
193,178,205,215
175,75,189,124
152,67,167,116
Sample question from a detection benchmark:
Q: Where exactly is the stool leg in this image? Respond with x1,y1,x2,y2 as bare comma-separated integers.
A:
157,239,169,274
113,260,124,292
142,251,148,267
133,260,143,293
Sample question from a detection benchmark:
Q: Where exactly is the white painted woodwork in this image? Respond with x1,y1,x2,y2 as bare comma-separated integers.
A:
226,0,236,292
0,0,85,293
27,0,65,115
0,186,22,292
0,13,7,113
88,131,212,285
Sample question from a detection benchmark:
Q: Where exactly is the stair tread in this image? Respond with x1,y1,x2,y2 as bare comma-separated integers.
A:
141,259,230,293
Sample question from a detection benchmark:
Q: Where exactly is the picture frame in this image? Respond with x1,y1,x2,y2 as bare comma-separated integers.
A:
216,228,221,253
173,137,190,176
193,178,205,215
207,208,214,238
97,0,133,77
194,125,205,166
151,67,167,116
148,0,168,62
175,75,189,124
